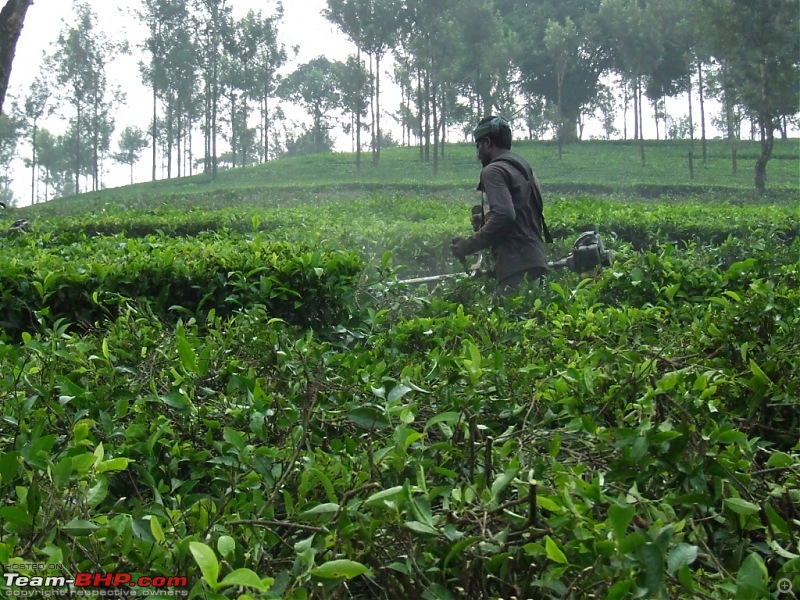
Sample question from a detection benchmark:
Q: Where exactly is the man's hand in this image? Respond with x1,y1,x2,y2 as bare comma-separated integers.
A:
451,237,471,261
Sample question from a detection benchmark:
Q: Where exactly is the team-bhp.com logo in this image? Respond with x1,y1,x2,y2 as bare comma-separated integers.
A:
2,567,188,597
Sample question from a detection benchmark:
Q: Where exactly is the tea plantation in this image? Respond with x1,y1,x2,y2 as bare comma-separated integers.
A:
1,139,798,599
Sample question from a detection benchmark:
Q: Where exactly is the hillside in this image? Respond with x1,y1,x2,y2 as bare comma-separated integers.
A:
0,138,798,600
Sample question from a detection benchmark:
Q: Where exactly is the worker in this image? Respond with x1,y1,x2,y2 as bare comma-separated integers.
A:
450,116,550,295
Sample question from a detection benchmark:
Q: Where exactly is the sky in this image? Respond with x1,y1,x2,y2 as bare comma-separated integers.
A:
4,0,731,207
5,0,368,205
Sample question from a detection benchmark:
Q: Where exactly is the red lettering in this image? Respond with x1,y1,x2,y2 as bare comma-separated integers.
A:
93,573,114,586
138,577,151,587
112,573,131,586
74,573,93,587
151,576,166,587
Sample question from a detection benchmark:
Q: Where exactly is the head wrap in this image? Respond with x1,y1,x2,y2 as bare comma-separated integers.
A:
472,116,510,141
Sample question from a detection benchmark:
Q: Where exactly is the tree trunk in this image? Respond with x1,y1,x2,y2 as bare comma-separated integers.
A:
432,79,439,175
369,54,375,164
29,120,36,204
75,98,81,194
698,62,707,164
416,66,423,161
152,85,157,181
0,0,33,114
638,79,646,167
355,47,361,173
374,53,381,166
754,63,773,194
755,117,773,194
424,68,430,163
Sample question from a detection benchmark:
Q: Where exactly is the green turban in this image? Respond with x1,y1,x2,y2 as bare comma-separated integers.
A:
472,116,510,141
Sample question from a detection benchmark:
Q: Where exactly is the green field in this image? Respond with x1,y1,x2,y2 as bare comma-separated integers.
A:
1,139,799,599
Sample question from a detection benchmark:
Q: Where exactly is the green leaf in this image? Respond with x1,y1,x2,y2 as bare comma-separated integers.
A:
364,485,405,507
0,506,33,526
217,536,235,558
190,541,220,589
300,503,340,516
347,406,390,430
766,452,795,468
607,502,635,542
218,568,272,591
667,543,698,574
150,516,165,544
61,518,99,536
640,542,664,596
96,457,132,473
749,359,772,390
424,412,461,430
712,428,747,445
490,468,519,501
85,477,108,508
735,553,769,599
724,498,760,516
177,336,197,372
310,559,372,580
405,520,438,536
387,384,412,403
0,451,19,487
605,579,633,600
444,536,481,568
544,535,569,564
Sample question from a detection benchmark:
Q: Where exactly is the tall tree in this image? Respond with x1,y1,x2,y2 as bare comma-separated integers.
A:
278,57,341,154
51,2,121,194
112,126,149,185
500,0,614,143
543,17,579,158
33,128,70,201
241,7,285,164
0,110,21,205
325,0,402,167
702,0,800,192
599,0,661,165
192,0,232,180
0,0,33,114
335,55,370,158
21,77,52,204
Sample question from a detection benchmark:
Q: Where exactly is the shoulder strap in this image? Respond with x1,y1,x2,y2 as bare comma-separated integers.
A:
492,156,553,244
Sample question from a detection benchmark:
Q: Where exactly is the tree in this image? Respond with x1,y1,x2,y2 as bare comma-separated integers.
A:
21,76,53,204
50,2,122,194
334,55,370,157
702,0,800,192
324,0,402,167
0,111,21,205
112,126,149,184
599,0,662,165
33,128,70,201
501,0,614,144
192,0,233,181
0,0,33,114
543,17,579,158
278,58,341,155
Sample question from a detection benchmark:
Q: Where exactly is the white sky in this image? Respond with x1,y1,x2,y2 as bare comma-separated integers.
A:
4,0,729,206
6,0,372,205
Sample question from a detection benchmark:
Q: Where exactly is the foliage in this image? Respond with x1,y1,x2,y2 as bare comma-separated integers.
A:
1,158,799,599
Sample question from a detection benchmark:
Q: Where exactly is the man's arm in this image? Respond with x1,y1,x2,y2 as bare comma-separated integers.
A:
464,164,515,253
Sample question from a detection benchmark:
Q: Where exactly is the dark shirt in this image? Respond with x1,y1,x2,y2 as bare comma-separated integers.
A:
465,150,548,283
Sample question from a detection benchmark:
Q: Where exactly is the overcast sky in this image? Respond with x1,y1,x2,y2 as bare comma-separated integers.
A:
6,0,369,204
5,0,729,206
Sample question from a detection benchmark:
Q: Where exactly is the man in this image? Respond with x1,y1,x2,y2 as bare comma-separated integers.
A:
451,116,550,295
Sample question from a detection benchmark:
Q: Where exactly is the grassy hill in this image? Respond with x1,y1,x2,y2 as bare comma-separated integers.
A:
0,138,798,600
12,137,799,218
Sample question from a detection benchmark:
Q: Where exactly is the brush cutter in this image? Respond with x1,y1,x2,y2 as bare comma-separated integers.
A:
397,230,614,285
